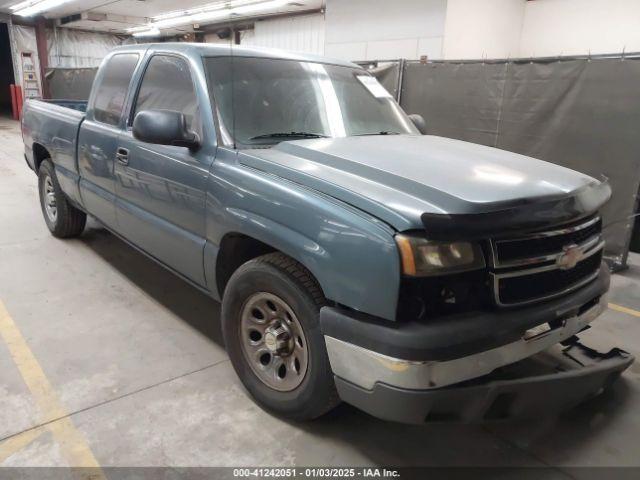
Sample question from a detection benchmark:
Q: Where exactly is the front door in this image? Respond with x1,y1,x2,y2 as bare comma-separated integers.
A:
114,54,212,286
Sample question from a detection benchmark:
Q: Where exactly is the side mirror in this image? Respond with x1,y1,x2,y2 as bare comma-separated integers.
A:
133,110,200,150
408,114,427,135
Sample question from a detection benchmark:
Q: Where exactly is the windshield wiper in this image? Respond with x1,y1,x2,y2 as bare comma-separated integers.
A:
249,132,328,140
353,131,400,136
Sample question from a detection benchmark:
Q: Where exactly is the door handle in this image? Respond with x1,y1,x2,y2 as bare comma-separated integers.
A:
116,148,129,165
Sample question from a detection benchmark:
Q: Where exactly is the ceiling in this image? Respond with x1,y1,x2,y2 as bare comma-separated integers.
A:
0,0,324,35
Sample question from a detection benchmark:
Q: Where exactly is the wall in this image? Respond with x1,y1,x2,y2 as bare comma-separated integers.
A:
220,0,640,62
12,24,123,99
324,0,446,61
241,13,325,55
47,28,123,68
520,0,640,57
442,0,525,59
443,0,640,60
12,25,42,98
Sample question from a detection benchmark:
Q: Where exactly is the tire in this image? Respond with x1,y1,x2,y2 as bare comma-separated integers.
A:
38,159,86,238
222,252,340,421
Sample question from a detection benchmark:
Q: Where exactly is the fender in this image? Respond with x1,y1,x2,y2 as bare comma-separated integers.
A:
204,156,401,320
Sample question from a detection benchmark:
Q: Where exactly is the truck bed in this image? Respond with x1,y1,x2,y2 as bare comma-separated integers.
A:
22,99,86,206
45,99,88,113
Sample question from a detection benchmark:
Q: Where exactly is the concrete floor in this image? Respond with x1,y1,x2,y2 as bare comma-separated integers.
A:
1,115,640,472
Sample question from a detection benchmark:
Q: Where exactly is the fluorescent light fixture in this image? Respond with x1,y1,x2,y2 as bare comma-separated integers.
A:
127,0,288,33
132,27,161,38
153,0,259,22
11,0,75,17
127,25,155,33
232,0,286,14
153,9,228,30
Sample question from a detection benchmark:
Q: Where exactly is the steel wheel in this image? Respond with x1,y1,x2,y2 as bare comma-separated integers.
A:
222,253,339,419
239,292,309,392
42,175,57,223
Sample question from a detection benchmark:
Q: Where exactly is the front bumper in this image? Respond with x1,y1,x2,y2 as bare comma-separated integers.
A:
334,341,633,424
320,266,634,422
324,292,608,391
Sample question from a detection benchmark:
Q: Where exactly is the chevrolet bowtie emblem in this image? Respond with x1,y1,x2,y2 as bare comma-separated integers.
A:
556,244,584,270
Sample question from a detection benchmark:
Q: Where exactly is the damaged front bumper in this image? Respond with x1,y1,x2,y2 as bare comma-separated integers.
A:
321,272,634,423
324,294,608,391
332,340,633,424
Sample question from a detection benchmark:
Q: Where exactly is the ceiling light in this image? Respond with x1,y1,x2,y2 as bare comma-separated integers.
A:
127,25,155,33
128,0,288,33
11,0,76,17
232,0,286,14
132,27,161,38
153,0,260,22
153,10,228,30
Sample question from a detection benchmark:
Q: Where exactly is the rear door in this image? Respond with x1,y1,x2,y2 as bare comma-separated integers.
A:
78,53,140,229
114,53,213,286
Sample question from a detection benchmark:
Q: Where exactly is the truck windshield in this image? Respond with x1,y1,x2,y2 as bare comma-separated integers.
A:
205,57,417,147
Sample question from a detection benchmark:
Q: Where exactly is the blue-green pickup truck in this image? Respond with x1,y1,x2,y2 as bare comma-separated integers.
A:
21,43,632,423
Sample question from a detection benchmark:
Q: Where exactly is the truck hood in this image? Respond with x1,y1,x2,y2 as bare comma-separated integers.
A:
239,135,610,236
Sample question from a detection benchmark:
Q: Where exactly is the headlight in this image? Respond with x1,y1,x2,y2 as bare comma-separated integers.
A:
395,234,485,276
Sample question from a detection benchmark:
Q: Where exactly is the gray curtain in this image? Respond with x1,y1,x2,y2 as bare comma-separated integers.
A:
45,68,97,100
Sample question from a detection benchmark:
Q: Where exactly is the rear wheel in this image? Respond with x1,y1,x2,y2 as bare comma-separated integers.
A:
38,160,86,238
222,253,339,420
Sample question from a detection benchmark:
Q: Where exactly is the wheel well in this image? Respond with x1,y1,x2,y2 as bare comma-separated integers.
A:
33,143,50,172
216,234,277,297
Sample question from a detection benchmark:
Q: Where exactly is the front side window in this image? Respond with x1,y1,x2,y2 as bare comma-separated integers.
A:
93,53,139,126
133,55,200,134
205,56,417,148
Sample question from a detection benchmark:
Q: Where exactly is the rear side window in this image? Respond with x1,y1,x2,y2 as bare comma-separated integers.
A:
133,55,200,133
93,53,139,126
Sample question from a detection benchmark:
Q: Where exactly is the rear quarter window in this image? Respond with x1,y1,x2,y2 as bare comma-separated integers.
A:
93,54,139,126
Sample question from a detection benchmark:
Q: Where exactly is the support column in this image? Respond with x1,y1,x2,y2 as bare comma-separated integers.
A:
34,16,49,99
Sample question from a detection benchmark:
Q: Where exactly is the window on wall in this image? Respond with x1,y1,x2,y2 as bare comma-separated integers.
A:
132,55,200,134
93,53,139,126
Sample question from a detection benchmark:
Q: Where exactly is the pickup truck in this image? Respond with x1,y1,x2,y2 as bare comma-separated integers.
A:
22,43,633,424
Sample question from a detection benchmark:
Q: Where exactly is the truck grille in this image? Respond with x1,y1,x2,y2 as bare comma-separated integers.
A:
495,250,602,305
490,216,603,306
492,216,601,268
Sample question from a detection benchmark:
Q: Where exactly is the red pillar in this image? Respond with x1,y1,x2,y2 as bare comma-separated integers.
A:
10,85,18,120
16,85,23,119
35,17,49,99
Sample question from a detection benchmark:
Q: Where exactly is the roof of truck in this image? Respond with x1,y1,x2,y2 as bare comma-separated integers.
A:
111,42,361,69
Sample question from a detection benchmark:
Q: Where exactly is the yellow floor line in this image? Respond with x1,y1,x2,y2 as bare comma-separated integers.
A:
0,300,104,473
0,428,45,463
609,302,640,318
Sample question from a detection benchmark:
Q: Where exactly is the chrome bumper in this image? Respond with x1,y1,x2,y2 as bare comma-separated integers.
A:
325,294,607,390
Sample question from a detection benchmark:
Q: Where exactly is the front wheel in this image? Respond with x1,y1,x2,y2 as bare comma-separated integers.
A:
38,160,86,238
222,253,339,420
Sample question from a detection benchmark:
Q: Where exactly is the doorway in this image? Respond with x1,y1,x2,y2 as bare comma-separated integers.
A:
0,22,16,117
